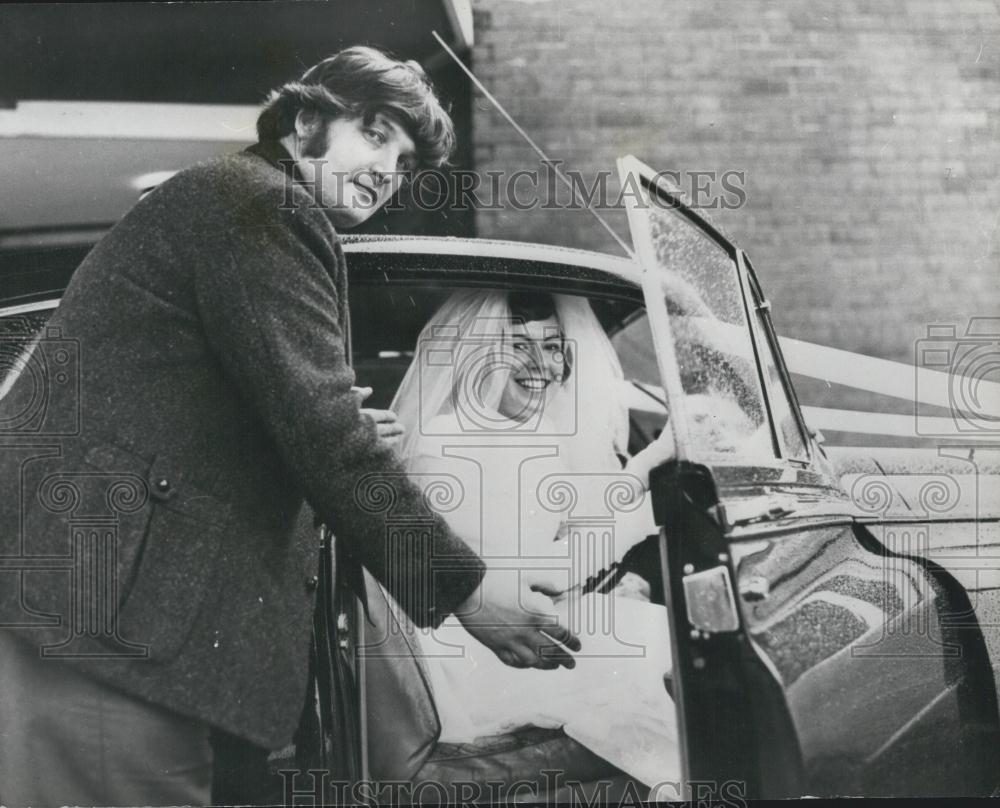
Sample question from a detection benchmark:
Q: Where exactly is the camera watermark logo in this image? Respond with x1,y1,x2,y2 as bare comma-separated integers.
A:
535,471,649,649
915,318,1000,436
0,449,150,658
0,325,81,436
354,462,656,662
845,463,994,657
416,317,578,438
353,470,466,637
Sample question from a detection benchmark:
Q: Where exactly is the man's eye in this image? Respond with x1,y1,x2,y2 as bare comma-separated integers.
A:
365,128,387,145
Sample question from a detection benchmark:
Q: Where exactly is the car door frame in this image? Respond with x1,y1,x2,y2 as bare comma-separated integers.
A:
616,154,814,796
617,154,1000,797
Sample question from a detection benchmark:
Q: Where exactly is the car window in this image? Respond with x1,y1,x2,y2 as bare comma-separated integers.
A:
752,307,809,461
741,258,809,461
609,312,669,452
0,307,54,398
348,280,667,459
618,158,774,463
642,205,773,461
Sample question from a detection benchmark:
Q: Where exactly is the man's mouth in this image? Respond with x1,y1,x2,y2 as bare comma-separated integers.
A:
515,377,551,391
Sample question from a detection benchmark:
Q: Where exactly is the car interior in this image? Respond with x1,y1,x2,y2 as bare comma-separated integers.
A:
332,277,674,801
0,254,681,802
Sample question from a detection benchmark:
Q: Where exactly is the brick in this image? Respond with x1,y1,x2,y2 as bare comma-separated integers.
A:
471,0,998,405
959,65,1000,81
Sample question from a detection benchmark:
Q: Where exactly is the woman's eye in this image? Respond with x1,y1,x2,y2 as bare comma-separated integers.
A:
364,128,387,146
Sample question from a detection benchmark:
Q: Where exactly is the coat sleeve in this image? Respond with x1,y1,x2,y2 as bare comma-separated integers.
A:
192,196,484,627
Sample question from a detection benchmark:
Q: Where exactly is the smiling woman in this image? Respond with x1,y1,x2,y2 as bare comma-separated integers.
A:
385,287,681,788
496,290,568,422
391,288,631,460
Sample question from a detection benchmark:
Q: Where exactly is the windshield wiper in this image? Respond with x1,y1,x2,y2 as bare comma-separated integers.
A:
727,494,797,527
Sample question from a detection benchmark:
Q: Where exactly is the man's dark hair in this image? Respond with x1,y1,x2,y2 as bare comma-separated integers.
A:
256,46,455,170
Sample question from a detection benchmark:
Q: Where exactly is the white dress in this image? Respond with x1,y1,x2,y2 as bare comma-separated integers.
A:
407,414,682,787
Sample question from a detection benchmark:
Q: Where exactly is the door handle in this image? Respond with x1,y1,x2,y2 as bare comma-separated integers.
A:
682,565,740,633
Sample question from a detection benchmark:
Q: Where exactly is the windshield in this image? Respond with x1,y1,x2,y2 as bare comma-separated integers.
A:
620,164,774,461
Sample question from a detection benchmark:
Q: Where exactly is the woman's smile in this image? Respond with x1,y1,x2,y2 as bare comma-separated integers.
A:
514,376,552,391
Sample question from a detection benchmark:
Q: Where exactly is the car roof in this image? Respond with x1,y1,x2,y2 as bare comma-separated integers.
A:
341,234,641,282
0,232,643,313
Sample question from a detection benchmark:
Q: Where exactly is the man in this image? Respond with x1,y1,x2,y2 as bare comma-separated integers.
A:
0,47,578,805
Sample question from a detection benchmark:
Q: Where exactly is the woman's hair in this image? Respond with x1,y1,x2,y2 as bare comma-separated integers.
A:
508,289,557,323
256,46,456,170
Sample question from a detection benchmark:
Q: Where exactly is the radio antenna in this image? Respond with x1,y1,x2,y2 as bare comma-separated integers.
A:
431,31,635,259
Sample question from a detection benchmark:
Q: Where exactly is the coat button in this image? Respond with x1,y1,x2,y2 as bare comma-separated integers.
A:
305,575,319,592
150,477,176,502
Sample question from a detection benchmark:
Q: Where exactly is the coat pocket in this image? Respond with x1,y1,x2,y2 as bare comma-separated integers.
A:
83,441,232,660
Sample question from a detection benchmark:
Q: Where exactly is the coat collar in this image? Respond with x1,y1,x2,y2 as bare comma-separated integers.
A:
244,139,308,186
245,140,351,228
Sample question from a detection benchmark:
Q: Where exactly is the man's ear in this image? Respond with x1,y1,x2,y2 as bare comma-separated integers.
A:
293,108,323,139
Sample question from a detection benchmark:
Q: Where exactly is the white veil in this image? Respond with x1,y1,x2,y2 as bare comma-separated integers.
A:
390,289,629,474
389,291,679,789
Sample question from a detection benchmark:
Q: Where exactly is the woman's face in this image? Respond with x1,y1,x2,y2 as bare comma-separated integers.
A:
497,315,566,422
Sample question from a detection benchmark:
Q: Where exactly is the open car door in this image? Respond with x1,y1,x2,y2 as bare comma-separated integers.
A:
617,155,1000,798
617,155,804,798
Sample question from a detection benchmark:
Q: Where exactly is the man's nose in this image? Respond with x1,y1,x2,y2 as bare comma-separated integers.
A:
371,147,403,183
364,167,389,190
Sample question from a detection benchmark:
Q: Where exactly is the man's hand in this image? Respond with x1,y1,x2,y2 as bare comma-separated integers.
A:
454,570,581,670
353,386,405,445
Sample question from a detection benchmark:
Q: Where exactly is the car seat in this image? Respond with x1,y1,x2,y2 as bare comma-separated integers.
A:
359,570,642,802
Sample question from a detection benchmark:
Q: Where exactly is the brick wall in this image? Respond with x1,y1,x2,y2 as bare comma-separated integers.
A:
470,0,999,414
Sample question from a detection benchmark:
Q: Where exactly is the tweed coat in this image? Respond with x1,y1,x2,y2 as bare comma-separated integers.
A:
0,140,485,749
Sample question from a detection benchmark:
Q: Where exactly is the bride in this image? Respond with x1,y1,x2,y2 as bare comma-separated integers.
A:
389,288,681,788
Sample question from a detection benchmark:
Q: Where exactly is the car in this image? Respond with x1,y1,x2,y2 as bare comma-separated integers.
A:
2,155,999,802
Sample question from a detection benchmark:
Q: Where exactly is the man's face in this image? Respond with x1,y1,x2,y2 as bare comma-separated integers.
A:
296,112,417,228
